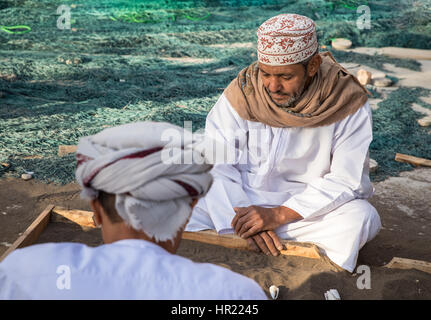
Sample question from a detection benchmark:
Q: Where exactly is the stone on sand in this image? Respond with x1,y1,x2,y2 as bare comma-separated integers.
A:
0,73,17,82
369,158,378,173
418,116,431,127
357,69,372,86
331,38,352,50
373,77,392,87
21,173,33,181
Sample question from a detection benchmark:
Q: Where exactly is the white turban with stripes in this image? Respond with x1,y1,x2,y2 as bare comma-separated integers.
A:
75,121,213,242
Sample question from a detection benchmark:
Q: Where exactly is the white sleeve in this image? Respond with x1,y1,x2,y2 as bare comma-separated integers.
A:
282,102,374,220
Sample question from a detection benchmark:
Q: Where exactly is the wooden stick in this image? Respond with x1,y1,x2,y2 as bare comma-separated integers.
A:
0,204,54,262
395,153,431,167
183,230,249,250
182,230,325,260
51,207,97,228
384,257,431,275
58,145,77,157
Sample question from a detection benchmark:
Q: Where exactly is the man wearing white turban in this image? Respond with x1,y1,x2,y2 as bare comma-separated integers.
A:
186,13,382,273
0,122,267,300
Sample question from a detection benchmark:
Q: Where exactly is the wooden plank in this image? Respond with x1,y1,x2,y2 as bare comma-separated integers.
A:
395,153,431,167
384,257,431,275
182,230,325,260
0,204,54,262
280,243,323,260
183,230,249,250
380,47,431,61
58,145,77,157
51,207,97,229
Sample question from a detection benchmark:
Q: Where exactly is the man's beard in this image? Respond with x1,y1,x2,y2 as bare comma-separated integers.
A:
268,77,307,109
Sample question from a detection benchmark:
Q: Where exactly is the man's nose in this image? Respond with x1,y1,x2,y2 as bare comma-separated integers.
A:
267,77,282,93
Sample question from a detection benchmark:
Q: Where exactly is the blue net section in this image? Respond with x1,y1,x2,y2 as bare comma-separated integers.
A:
0,0,430,183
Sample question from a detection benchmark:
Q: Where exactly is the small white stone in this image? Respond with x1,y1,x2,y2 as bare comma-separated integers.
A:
418,116,431,127
269,285,279,300
324,289,341,300
373,77,392,87
369,158,378,173
21,173,33,181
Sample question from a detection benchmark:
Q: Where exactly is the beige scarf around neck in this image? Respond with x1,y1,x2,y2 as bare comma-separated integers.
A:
223,52,370,128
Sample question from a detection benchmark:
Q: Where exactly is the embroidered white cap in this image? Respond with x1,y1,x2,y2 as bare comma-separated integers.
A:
257,13,318,66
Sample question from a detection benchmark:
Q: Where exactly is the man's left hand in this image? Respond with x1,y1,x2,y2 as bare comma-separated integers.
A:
246,230,284,256
231,205,302,239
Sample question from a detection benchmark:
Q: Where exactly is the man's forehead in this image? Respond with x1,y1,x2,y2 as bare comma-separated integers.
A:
258,62,301,75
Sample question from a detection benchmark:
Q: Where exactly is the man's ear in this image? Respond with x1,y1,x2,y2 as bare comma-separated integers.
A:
307,54,322,78
90,199,103,227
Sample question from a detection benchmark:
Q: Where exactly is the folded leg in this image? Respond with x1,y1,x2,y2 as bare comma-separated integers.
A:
275,199,381,272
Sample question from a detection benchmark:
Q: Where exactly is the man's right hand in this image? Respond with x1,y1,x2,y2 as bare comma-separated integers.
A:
245,230,284,256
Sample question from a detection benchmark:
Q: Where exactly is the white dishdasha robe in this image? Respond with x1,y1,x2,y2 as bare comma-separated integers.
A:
186,93,382,272
0,239,267,299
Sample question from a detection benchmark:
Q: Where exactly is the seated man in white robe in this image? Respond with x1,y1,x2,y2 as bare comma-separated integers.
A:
186,13,382,273
0,122,267,300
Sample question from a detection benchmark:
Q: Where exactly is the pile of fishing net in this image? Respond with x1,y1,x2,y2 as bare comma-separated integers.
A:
0,0,430,183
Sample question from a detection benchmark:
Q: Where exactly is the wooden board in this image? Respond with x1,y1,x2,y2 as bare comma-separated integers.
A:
51,207,97,229
1,206,339,270
17,206,329,262
384,257,431,275
183,230,326,260
58,145,77,157
395,153,431,167
0,204,54,262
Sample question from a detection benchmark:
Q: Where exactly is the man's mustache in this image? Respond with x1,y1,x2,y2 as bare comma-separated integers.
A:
266,90,290,97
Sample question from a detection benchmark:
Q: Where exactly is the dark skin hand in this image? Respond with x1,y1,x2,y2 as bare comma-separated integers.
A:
246,230,284,256
232,205,303,256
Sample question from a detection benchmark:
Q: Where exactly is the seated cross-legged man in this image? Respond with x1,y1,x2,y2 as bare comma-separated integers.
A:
186,14,382,273
0,122,267,300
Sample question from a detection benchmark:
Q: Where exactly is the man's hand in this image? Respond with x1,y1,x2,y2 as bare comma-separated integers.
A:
231,205,302,239
246,230,284,256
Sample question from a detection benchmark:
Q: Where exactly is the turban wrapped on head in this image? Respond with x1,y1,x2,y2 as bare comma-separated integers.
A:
75,121,213,242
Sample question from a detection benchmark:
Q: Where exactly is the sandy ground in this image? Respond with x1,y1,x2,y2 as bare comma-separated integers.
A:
1,47,430,299
0,167,430,300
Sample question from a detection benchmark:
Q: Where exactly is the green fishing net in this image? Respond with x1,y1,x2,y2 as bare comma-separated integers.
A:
0,0,430,184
